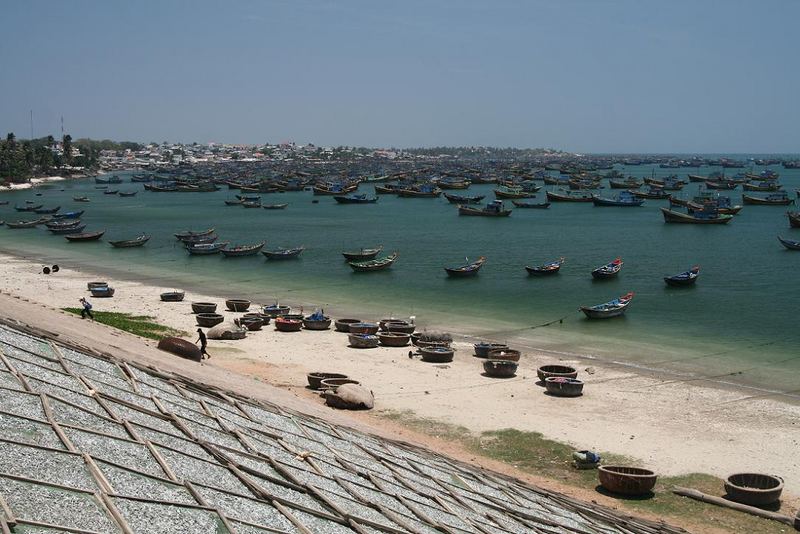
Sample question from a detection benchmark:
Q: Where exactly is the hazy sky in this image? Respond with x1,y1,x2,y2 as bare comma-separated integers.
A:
2,1,798,152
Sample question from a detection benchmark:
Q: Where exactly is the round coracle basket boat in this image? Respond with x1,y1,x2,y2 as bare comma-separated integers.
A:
236,317,263,331
225,299,251,312
724,473,784,506
274,317,302,332
483,359,518,378
487,348,520,362
348,334,380,348
474,342,509,358
385,321,415,334
537,364,578,382
544,377,584,397
320,377,360,392
419,346,455,363
279,313,304,321
196,313,224,328
263,304,291,318
303,317,332,330
160,291,185,302
157,337,202,362
87,281,108,290
598,466,657,496
348,322,380,335
334,318,361,332
378,332,410,347
378,318,399,330
411,332,453,348
307,372,348,390
253,312,272,324
191,302,217,314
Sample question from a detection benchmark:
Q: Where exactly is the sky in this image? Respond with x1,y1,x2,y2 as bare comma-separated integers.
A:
1,1,799,153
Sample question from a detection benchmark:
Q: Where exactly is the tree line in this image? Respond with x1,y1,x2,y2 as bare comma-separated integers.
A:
0,133,142,184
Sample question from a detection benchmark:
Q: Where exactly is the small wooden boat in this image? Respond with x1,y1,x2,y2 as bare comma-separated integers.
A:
591,258,623,279
46,219,83,229
262,203,288,210
334,194,378,204
348,334,380,348
348,252,398,272
580,292,634,319
6,218,45,229
660,207,733,224
342,246,382,262
778,236,800,250
15,204,42,212
444,256,486,277
544,377,584,397
224,199,243,206
598,466,657,496
629,186,669,199
704,180,738,190
526,257,564,276
53,210,84,219
160,291,185,302
742,191,792,205
187,242,228,255
609,177,643,189
511,200,550,209
50,224,86,234
591,191,643,207
242,200,262,208
494,185,535,199
664,265,700,286
458,200,512,217
444,193,485,204
118,191,138,197
221,242,265,257
34,206,61,214
262,246,304,259
103,190,119,195
742,181,781,192
90,286,115,298
73,196,90,202
65,230,105,242
109,234,150,248
175,228,215,241
787,211,800,228
396,185,441,198
546,189,593,202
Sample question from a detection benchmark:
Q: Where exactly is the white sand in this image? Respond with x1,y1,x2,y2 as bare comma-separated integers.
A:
1,251,798,498
0,175,68,191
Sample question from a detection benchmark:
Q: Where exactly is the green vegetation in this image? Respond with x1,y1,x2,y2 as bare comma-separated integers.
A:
62,308,186,341
379,410,790,534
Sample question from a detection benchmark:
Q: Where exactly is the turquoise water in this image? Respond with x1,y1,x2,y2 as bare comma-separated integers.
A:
1,164,799,393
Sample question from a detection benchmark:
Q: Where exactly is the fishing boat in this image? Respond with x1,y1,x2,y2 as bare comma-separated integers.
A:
73,196,90,202
33,206,60,214
591,258,623,279
545,189,593,202
242,200,262,208
592,190,644,207
262,203,288,210
65,230,105,242
224,199,243,206
609,177,644,189
687,174,708,183
348,252,399,272
743,181,781,192
221,241,265,257
14,204,42,212
525,257,564,276
444,256,486,277
660,206,733,224
580,292,634,319
175,228,215,241
437,178,471,189
788,211,800,228
109,234,151,248
664,265,700,286
778,236,800,250
397,184,441,198
333,194,378,204
444,192,485,204
50,224,86,234
95,175,122,184
103,190,119,195
494,185,535,199
45,218,82,229
6,219,45,229
629,186,669,199
705,180,738,190
741,191,792,205
118,191,138,197
313,182,358,195
342,246,383,261
53,210,84,219
187,242,228,255
458,200,512,217
262,246,305,259
511,200,550,209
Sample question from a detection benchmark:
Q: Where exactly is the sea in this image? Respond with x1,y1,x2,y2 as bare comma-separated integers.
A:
1,161,798,396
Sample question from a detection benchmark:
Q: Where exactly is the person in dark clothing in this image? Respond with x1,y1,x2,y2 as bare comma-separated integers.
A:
79,298,94,319
196,328,210,359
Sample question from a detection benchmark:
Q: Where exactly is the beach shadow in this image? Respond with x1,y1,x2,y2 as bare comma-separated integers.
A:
543,391,583,397
722,494,782,512
480,372,517,379
595,485,655,501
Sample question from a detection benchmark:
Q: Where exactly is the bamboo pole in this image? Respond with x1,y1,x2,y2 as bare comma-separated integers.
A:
672,486,800,530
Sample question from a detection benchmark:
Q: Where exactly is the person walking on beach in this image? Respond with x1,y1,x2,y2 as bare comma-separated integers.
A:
79,297,94,320
196,328,210,359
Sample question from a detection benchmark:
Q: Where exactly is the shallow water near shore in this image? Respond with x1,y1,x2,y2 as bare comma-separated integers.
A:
1,163,799,394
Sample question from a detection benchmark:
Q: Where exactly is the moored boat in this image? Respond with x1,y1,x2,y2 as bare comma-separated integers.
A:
660,207,733,224
49,224,86,234
444,256,486,277
629,186,669,199
664,265,700,286
525,257,564,276
788,211,800,228
458,200,511,217
33,206,60,214
53,210,84,219
494,185,535,199
742,191,792,205
511,200,550,209
73,196,90,202
333,194,378,204
591,190,644,207
444,192,485,204
109,234,151,248
6,218,45,229
342,246,383,262
175,228,215,241
591,258,623,279
262,203,288,209
348,252,398,272
65,230,105,242
15,204,42,212
221,241,266,257
580,292,634,319
262,246,304,259
187,242,228,255
545,189,593,202
778,236,800,250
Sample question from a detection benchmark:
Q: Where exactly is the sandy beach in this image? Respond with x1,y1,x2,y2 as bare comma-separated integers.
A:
0,250,798,501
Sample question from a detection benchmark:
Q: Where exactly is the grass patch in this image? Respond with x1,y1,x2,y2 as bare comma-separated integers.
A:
63,308,187,341
378,410,791,534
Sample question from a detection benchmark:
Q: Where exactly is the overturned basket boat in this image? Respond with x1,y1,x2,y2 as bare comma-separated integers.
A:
334,318,362,332
419,346,455,363
544,377,584,397
378,332,410,347
348,334,379,348
274,317,302,332
348,322,379,335
160,291,185,302
191,302,217,314
196,313,224,328
474,342,509,358
598,466,657,496
307,372,348,390
225,299,251,312
724,473,784,506
157,337,202,362
483,359,518,378
537,364,578,382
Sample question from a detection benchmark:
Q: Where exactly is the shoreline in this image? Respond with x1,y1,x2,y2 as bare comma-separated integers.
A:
0,248,798,499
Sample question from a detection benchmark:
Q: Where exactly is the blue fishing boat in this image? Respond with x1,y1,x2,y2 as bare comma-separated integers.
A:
334,194,378,204
664,265,700,286
591,258,623,279
592,190,644,207
778,236,800,251
53,210,85,219
580,292,634,319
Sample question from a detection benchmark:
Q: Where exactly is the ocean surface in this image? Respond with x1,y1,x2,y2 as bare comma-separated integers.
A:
1,163,799,394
